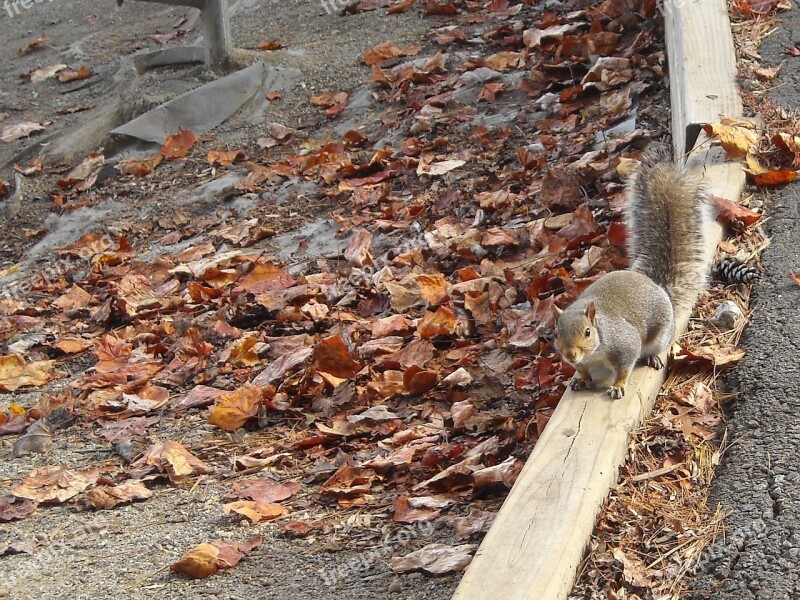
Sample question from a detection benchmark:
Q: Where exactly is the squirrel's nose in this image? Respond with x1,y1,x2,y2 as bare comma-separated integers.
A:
565,351,578,362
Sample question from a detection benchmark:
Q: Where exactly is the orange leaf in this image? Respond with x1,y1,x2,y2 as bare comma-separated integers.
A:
752,168,797,186
0,355,55,392
208,384,264,431
313,336,361,378
57,65,93,83
117,154,163,176
160,128,197,159
256,40,285,50
170,535,263,578
403,366,438,395
708,195,762,227
207,149,247,166
417,306,458,338
223,500,287,523
171,543,221,578
701,119,758,159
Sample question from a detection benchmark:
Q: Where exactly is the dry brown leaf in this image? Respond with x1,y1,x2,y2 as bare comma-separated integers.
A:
83,480,153,509
752,168,798,186
391,543,477,575
0,354,55,392
313,336,361,378
13,420,53,457
708,195,762,227
226,478,302,504
12,465,107,503
117,154,163,176
160,128,197,159
208,384,264,432
130,440,212,483
417,306,458,338
17,36,47,56
0,496,37,522
701,119,759,159
344,229,374,267
58,66,93,83
207,149,247,165
170,535,262,579
223,500,287,523
1,121,46,143
362,41,421,65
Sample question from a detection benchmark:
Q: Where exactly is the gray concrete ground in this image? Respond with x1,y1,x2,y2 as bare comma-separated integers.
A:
689,10,800,600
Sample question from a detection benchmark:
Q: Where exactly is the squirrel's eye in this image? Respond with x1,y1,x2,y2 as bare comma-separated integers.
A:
584,328,591,337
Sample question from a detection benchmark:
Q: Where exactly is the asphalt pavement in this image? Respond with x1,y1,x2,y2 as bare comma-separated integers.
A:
690,8,800,599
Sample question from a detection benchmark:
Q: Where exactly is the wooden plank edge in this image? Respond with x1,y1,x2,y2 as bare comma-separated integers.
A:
452,4,744,599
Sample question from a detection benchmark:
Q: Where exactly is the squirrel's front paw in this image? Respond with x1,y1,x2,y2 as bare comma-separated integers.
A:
644,355,664,370
570,377,591,391
607,385,625,399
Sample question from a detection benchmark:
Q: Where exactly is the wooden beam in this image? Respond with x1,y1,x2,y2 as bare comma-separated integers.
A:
451,1,743,599
663,0,742,159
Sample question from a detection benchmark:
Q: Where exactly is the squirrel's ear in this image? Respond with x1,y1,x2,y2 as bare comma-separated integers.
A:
552,305,563,321
585,301,596,323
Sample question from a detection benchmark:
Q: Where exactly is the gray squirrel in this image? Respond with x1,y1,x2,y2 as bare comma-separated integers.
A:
552,151,710,398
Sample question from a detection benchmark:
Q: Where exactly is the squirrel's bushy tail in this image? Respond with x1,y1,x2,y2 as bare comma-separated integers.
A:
625,151,709,315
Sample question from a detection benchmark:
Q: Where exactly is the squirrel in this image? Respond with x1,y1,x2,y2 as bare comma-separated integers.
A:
552,151,710,398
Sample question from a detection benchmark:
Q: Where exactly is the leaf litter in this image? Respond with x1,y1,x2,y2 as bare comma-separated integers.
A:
0,0,770,593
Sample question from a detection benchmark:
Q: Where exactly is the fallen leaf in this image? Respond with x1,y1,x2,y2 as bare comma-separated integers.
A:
344,228,374,266
56,152,105,190
83,480,153,509
207,149,247,165
58,66,93,83
708,195,762,227
391,543,477,575
160,128,197,159
170,535,262,579
226,478,302,504
0,354,55,391
362,41,421,65
0,496,37,522
417,158,465,176
30,63,67,83
1,121,46,143
17,36,47,56
223,500,287,523
256,40,286,50
208,384,265,431
752,168,797,186
130,440,212,483
12,465,107,503
13,420,53,456
313,336,362,378
417,306,458,338
701,119,759,159
117,154,163,176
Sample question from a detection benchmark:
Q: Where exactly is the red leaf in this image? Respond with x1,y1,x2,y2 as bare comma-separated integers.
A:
708,195,762,226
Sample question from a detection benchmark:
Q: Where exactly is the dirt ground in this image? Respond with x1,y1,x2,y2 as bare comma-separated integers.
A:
0,2,464,598
0,0,675,599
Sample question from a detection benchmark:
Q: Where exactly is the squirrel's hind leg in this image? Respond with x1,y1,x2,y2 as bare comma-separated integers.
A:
643,354,664,370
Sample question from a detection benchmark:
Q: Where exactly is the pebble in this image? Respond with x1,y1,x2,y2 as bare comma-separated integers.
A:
0,588,7,597
388,579,402,594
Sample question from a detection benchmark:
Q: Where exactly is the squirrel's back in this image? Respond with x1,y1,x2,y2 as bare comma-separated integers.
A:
625,153,709,314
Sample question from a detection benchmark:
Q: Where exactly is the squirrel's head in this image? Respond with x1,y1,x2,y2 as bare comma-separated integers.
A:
552,301,599,365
